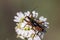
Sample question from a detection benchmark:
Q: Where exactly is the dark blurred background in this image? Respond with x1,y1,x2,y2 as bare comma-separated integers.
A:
0,0,60,40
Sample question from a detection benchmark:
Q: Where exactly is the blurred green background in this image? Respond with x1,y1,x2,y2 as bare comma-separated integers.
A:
0,0,60,40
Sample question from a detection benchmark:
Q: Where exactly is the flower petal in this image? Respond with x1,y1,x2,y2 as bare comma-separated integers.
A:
39,16,47,22
28,37,33,40
34,35,41,40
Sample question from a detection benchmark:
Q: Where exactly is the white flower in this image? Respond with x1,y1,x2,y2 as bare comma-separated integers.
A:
25,17,30,21
24,11,30,16
22,30,35,38
38,32,41,36
39,16,47,22
14,11,49,40
28,35,41,40
40,32,44,39
22,30,28,37
15,28,22,35
21,21,27,28
42,22,49,28
32,11,38,18
35,30,38,34
35,13,38,18
28,37,33,40
27,30,35,37
15,28,35,38
19,36,24,39
14,12,25,22
34,35,41,40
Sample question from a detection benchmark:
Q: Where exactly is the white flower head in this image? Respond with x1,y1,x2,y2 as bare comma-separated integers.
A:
13,11,49,40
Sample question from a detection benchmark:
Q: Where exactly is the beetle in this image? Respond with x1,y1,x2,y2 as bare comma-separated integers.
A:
24,16,46,32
